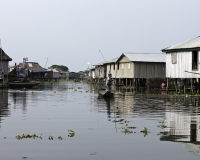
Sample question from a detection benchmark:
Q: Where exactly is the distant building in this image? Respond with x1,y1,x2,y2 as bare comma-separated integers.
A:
69,72,80,79
54,68,67,79
18,62,47,79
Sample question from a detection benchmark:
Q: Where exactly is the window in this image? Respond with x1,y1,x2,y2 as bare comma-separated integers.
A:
113,64,115,70
171,53,177,64
117,63,120,70
110,64,111,70
121,64,124,70
192,51,198,70
128,63,131,69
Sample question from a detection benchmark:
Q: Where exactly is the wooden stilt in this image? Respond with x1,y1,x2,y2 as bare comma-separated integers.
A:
198,78,200,94
166,78,169,94
191,78,193,94
184,79,186,94
195,78,197,94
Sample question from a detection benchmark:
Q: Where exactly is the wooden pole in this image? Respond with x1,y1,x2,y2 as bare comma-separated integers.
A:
184,79,186,94
191,78,193,94
166,78,169,94
198,78,200,94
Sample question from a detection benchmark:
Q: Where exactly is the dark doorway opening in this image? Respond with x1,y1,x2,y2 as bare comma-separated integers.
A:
192,51,198,70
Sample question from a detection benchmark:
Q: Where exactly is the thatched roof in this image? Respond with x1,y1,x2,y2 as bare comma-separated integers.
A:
0,48,12,61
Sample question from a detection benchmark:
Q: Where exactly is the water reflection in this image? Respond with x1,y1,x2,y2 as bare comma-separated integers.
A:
11,91,27,113
0,90,10,125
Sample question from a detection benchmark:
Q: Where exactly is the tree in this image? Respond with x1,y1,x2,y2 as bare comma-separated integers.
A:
49,65,69,71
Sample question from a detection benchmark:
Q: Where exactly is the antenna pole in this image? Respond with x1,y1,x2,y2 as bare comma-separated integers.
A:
45,57,49,68
99,50,106,62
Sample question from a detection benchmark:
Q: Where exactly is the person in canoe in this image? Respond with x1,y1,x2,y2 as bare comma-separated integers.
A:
106,71,112,92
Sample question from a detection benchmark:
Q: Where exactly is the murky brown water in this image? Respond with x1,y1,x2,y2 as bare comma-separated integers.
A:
0,81,200,160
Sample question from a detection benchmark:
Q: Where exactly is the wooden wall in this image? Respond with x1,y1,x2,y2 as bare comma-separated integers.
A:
134,62,165,78
95,65,106,79
0,61,9,75
166,51,200,78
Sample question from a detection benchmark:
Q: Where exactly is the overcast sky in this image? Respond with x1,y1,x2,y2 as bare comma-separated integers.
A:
0,0,200,71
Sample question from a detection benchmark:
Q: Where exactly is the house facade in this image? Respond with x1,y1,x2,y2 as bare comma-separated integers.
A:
0,48,12,76
162,36,200,78
115,53,166,79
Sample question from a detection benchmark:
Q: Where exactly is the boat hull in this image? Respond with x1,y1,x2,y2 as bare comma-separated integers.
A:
98,90,114,97
8,82,40,88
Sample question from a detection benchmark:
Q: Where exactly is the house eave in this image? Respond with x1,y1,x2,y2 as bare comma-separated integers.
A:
162,47,200,53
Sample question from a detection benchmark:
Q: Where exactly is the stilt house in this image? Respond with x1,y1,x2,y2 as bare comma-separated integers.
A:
114,53,166,86
94,62,106,80
104,57,119,78
0,48,12,77
162,36,200,78
18,62,47,78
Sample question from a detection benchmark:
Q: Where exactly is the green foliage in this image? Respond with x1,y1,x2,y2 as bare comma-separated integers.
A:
50,64,69,71
68,130,75,137
140,127,150,137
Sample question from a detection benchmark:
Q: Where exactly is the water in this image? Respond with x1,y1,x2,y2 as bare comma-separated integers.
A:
0,81,200,160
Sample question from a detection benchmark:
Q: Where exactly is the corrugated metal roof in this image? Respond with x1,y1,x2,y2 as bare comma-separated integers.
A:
104,57,119,64
162,36,200,52
121,53,166,63
94,57,119,66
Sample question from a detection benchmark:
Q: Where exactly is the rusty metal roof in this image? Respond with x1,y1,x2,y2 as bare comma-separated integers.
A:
162,36,200,52
120,53,166,63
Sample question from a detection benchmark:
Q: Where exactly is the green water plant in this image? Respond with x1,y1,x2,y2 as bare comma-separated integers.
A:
48,135,53,140
16,134,42,140
68,130,75,137
157,123,166,129
140,127,150,137
58,136,63,140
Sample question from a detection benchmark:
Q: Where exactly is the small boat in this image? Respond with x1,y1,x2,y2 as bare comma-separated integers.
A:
8,82,40,88
98,90,114,97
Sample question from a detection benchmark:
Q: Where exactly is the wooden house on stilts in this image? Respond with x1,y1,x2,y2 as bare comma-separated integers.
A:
162,36,200,93
114,53,166,89
0,48,12,84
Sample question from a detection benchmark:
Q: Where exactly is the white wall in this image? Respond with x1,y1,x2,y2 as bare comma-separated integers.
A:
166,51,200,78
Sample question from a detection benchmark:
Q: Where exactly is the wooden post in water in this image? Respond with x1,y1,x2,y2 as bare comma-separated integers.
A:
126,78,127,86
195,78,197,94
184,79,186,94
175,79,178,93
198,78,200,94
191,78,193,94
166,78,169,94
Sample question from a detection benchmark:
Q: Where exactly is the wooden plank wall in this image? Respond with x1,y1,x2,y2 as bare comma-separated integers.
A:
166,51,200,78
0,61,9,75
95,65,106,79
134,62,165,78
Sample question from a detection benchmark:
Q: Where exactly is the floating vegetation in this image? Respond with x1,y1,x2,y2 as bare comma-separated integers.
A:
48,136,53,140
140,127,150,137
112,119,129,123
58,136,63,140
16,134,42,140
120,125,133,134
157,123,166,129
74,89,77,91
68,130,75,137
